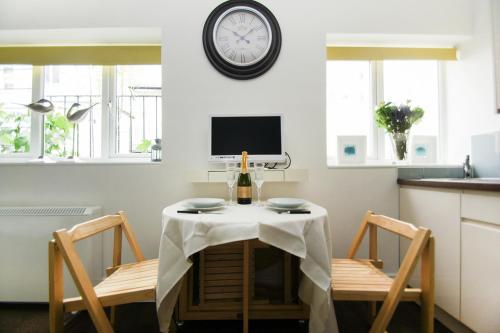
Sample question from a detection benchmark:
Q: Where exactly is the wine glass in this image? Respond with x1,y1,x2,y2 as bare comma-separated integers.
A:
253,162,265,206
225,162,237,205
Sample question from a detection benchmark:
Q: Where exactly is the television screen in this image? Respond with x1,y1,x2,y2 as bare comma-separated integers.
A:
210,115,284,162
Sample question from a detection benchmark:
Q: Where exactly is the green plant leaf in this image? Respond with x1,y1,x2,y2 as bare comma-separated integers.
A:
135,139,152,153
374,101,425,134
53,115,71,132
0,132,12,146
13,135,29,152
44,112,72,156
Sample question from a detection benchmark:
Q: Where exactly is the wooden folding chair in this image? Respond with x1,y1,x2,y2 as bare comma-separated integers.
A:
331,211,434,333
49,211,158,333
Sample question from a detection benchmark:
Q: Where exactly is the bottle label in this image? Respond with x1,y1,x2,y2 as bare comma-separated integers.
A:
237,186,252,198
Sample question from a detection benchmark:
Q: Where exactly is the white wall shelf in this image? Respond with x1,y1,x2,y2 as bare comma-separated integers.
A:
188,169,308,183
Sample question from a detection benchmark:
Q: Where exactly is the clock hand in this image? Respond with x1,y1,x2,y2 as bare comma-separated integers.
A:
229,30,250,44
222,26,244,38
234,33,250,44
231,30,243,38
237,28,254,44
237,31,252,44
222,26,251,44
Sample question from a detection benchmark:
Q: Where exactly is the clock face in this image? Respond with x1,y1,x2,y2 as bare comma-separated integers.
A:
213,6,272,67
203,0,281,80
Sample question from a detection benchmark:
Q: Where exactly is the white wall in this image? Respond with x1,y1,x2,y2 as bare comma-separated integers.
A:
495,0,500,111
323,0,471,36
444,0,500,163
0,0,474,274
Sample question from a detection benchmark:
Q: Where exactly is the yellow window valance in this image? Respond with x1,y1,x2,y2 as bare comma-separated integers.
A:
326,46,457,61
0,45,161,65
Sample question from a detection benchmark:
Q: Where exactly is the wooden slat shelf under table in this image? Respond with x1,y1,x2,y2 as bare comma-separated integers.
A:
176,239,309,331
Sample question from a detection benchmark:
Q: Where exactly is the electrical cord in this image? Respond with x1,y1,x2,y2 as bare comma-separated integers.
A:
283,152,291,169
265,162,277,169
265,152,291,170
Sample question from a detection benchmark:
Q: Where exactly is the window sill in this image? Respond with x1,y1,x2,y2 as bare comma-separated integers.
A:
0,157,162,166
327,160,461,169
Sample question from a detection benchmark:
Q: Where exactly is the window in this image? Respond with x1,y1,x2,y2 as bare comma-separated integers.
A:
0,65,33,154
44,65,103,158
327,60,441,164
0,64,162,160
114,65,162,156
326,61,374,158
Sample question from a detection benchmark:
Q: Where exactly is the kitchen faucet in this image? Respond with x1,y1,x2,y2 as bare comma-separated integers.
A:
463,155,472,179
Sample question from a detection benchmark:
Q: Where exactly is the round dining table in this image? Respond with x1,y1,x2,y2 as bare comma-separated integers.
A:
156,200,339,333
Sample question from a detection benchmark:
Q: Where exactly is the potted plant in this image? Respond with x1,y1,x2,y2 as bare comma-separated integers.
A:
375,101,424,160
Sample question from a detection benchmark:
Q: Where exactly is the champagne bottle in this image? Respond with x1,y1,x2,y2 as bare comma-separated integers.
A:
237,151,252,205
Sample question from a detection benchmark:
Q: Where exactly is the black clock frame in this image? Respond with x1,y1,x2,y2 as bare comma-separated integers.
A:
202,0,281,80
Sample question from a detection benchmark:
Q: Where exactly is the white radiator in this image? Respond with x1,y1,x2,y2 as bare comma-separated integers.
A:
0,206,102,302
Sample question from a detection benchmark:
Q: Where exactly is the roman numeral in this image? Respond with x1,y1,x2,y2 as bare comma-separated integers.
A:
218,36,229,42
255,25,264,31
229,16,237,25
239,14,245,23
229,51,237,61
257,36,267,41
240,53,246,63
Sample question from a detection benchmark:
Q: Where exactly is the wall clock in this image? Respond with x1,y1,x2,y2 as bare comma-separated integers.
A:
203,0,282,80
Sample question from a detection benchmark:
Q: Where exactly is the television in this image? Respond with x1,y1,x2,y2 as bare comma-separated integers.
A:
209,114,285,163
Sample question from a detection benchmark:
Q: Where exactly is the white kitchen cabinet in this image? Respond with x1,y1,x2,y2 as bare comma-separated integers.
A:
461,220,500,333
460,190,500,333
400,186,461,319
462,190,500,224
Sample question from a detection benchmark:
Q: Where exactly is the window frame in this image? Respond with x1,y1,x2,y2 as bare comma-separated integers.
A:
0,64,160,161
327,59,444,165
105,65,151,159
0,65,40,159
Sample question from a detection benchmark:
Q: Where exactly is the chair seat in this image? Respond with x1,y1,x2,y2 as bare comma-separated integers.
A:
64,259,158,312
331,259,421,302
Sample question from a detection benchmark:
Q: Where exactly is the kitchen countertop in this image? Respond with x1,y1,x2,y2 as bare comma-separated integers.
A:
397,178,500,192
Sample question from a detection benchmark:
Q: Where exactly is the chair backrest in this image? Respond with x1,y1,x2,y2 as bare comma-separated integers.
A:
50,211,144,332
59,211,144,265
346,211,433,332
347,210,430,262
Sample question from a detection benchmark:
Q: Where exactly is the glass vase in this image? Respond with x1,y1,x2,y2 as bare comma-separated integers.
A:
392,132,409,161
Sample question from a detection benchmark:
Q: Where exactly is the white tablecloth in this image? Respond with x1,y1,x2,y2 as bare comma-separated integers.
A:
156,201,338,333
